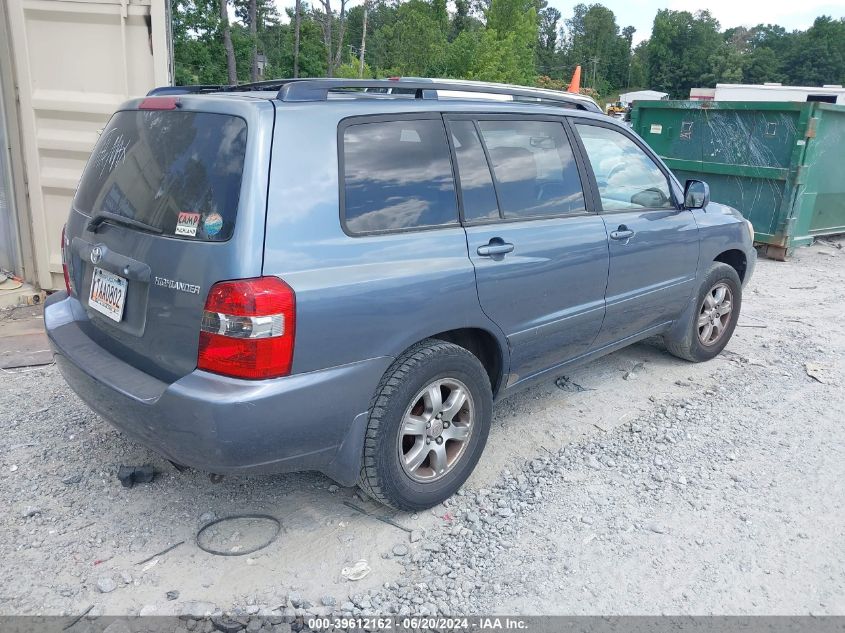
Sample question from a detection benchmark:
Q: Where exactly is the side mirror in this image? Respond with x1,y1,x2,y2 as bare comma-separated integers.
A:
684,179,710,209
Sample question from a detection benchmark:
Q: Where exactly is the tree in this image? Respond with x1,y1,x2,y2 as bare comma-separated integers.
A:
249,0,258,81
379,0,449,76
293,0,302,77
783,16,845,86
172,0,226,84
219,0,238,83
536,7,561,77
170,0,843,97
445,29,479,77
450,0,477,41
358,1,368,78
646,9,723,97
481,0,538,85
314,0,351,77
628,41,647,88
743,46,782,84
705,41,744,85
432,0,448,33
231,0,278,81
560,4,633,95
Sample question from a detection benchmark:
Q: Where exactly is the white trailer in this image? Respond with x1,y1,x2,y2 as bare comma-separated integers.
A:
713,83,845,105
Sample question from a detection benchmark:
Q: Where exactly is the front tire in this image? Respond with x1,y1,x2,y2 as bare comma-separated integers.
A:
665,262,742,362
358,339,493,511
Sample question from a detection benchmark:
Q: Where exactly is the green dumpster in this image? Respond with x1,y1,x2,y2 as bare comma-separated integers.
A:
631,100,845,259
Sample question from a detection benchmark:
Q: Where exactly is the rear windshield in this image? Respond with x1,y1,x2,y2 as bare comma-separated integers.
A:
74,110,247,241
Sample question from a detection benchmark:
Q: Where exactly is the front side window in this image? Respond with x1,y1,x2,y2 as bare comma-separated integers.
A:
342,119,458,233
574,124,675,210
477,120,585,219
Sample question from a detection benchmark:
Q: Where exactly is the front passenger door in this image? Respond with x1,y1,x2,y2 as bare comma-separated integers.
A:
571,121,700,347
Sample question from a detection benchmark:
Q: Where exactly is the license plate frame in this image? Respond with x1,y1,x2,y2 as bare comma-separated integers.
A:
89,267,128,322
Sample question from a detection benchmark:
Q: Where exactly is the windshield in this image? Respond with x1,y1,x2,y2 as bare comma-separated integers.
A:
74,110,247,241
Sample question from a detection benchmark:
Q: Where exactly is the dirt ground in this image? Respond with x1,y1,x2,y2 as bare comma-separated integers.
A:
1,238,843,617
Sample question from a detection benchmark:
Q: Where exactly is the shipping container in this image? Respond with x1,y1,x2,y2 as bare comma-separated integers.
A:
632,100,845,259
0,0,171,291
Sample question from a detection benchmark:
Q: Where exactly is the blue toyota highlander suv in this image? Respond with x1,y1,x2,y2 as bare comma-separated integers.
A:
45,78,756,510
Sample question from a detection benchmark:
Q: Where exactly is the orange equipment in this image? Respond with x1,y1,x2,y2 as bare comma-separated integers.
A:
567,66,582,93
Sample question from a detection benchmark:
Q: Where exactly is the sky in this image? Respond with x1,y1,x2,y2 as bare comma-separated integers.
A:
270,0,845,44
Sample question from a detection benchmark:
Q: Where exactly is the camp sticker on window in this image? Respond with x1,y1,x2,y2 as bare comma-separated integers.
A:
650,124,663,134
175,211,201,237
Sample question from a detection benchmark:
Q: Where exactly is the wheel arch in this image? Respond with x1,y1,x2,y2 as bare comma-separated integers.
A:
427,327,506,397
714,249,748,283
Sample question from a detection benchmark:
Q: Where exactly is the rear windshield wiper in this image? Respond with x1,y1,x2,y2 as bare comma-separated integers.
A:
87,211,163,235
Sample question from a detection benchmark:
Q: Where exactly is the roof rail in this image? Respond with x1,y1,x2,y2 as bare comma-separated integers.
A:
221,78,309,92
276,78,602,112
146,79,310,97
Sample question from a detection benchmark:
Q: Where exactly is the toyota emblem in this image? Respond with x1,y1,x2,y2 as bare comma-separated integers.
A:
90,246,103,264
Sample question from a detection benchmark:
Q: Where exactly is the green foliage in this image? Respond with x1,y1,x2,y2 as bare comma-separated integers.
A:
743,47,782,84
271,6,327,77
171,0,229,84
445,30,480,78
470,28,531,84
376,0,449,76
562,4,634,95
784,16,845,86
536,7,561,77
478,0,538,85
450,0,478,41
432,0,449,33
334,52,373,78
646,9,725,98
171,0,845,100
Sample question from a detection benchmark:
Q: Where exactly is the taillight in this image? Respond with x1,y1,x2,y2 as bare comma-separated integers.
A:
197,277,296,380
61,225,73,295
138,96,179,110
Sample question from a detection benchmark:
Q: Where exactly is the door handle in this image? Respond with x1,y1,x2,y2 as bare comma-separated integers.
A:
610,225,635,241
477,240,515,257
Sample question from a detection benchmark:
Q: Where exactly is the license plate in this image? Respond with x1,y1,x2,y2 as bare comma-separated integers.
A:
89,267,128,322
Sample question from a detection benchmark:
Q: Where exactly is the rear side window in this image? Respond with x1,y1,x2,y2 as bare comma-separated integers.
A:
477,120,585,219
342,119,458,233
74,111,247,241
449,120,500,222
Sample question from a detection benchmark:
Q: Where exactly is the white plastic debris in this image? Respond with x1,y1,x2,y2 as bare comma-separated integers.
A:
341,559,371,581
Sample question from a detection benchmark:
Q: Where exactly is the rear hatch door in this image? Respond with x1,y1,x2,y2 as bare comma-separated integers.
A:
65,95,275,382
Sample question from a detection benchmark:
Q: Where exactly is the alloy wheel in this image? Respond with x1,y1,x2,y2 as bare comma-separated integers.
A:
698,282,733,346
397,378,475,483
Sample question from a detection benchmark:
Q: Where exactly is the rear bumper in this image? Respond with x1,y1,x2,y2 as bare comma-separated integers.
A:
45,292,391,485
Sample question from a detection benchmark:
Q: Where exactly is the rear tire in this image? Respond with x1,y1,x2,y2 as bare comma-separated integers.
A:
358,339,492,511
665,262,742,362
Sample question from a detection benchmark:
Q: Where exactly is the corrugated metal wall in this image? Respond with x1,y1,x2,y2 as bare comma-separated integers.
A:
0,0,170,290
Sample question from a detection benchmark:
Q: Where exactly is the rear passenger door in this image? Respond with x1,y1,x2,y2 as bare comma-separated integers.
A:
570,121,699,347
446,115,609,385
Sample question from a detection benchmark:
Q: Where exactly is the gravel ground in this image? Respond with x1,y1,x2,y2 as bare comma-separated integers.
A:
1,238,843,620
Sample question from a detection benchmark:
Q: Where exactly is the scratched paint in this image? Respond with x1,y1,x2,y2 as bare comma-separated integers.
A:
633,101,845,251
94,127,130,177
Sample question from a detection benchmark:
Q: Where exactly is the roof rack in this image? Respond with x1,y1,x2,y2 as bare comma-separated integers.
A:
147,79,309,97
276,79,602,112
146,78,602,113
